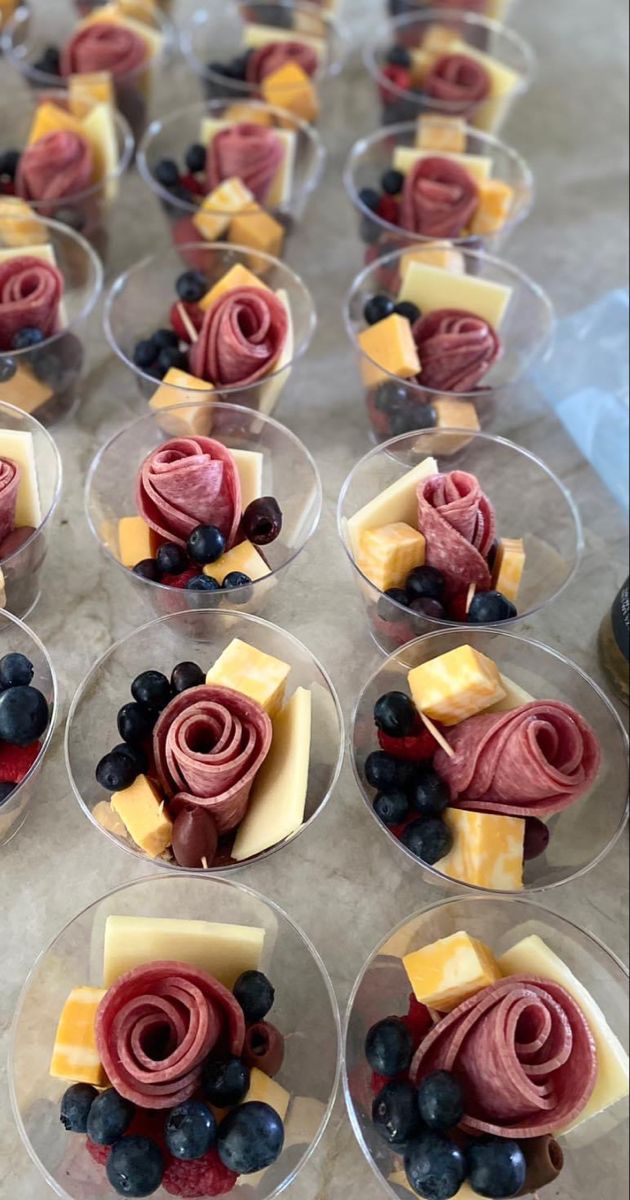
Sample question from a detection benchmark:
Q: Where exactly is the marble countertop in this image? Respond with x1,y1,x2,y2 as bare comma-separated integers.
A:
0,0,628,1197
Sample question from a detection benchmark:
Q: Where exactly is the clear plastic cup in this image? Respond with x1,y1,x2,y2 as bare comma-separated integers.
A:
10,873,341,1200
344,895,629,1200
103,241,316,417
351,627,629,893
0,215,103,425
137,99,325,252
344,244,555,440
0,90,134,261
65,608,344,870
85,401,323,617
338,428,582,652
365,8,536,132
0,608,57,846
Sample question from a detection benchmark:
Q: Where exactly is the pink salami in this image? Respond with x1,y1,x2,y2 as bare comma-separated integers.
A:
246,40,319,85
96,960,246,1110
411,975,597,1138
417,470,495,593
137,436,242,549
0,459,20,545
425,52,491,115
190,287,289,389
16,130,94,206
434,700,602,818
153,684,272,834
61,21,148,78
207,123,286,205
0,255,64,352
413,307,501,392
400,158,479,239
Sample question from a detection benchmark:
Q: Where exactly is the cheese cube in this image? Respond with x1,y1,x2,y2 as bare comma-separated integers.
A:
262,61,320,125
199,262,270,313
0,364,53,415
27,101,84,146
393,147,493,184
357,522,426,592
230,449,263,511
104,915,265,988
117,515,158,568
81,102,119,200
111,775,173,859
471,179,515,236
401,244,465,277
430,398,480,454
223,103,274,126
69,71,115,113
206,638,290,716
345,456,438,560
49,987,107,1086
241,1067,290,1120
358,313,421,389
0,198,47,247
203,539,270,585
228,206,285,268
404,930,502,1013
441,808,525,891
492,537,526,604
408,645,507,725
399,260,513,329
416,116,467,153
193,179,257,244
0,429,42,527
148,368,214,438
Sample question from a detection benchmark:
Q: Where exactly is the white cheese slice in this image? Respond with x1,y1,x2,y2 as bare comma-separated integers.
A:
200,117,296,210
257,287,294,416
488,674,535,713
241,21,326,62
0,243,68,326
399,260,512,329
393,146,494,183
102,916,265,989
0,429,42,528
230,449,264,511
81,102,119,203
345,457,438,560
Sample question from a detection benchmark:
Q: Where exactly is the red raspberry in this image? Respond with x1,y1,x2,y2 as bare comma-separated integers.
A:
0,179,16,196
377,727,439,761
371,1070,393,1096
163,1148,238,1197
170,301,204,343
86,1139,110,1166
391,812,417,841
377,195,400,226
180,172,205,197
404,993,433,1047
0,741,42,783
160,568,199,590
379,64,412,104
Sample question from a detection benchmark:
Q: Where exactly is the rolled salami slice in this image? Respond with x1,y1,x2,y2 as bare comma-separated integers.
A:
410,975,598,1138
0,255,65,352
434,699,602,818
0,459,20,546
417,469,496,593
207,123,285,206
16,131,94,206
153,684,273,834
413,307,501,392
424,52,491,115
61,21,148,78
96,960,246,1110
190,287,289,390
246,40,319,85
400,157,479,239
137,435,242,549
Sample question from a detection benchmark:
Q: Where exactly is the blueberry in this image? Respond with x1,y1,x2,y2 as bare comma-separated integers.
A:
406,566,446,602
389,408,422,436
466,1137,527,1198
185,575,220,592
524,816,550,861
155,158,180,188
133,558,160,582
223,571,252,599
0,359,17,384
95,749,139,792
374,380,411,414
409,597,445,621
365,1017,413,1077
156,542,189,577
185,143,207,174
217,1102,284,1175
188,525,226,566
0,652,34,689
417,1072,464,1132
405,1131,467,1200
411,402,438,430
59,1083,98,1133
12,327,45,350
0,685,48,747
395,301,421,323
165,1100,216,1161
133,339,157,370
131,670,172,712
202,1057,250,1108
410,769,450,818
374,789,409,826
387,45,412,68
403,818,453,865
34,46,61,76
468,591,517,624
156,347,188,378
358,187,381,213
117,702,154,746
373,1080,420,1145
234,970,275,1023
176,270,207,304
87,1089,135,1146
113,743,148,775
364,294,395,326
241,497,283,545
374,691,416,737
229,53,252,81
106,1136,164,1197
0,781,16,804
365,751,416,792
171,661,205,694
377,588,410,621
381,168,405,195
153,328,180,352
0,150,20,180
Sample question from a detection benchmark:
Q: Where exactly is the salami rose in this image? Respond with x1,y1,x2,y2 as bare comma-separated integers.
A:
246,40,319,85
0,459,20,545
96,961,246,1110
413,307,501,392
0,255,64,352
400,157,479,238
207,124,285,205
16,131,94,205
434,699,602,818
190,287,289,390
137,435,242,549
424,52,491,115
61,20,148,78
411,975,598,1137
417,470,496,593
152,684,273,834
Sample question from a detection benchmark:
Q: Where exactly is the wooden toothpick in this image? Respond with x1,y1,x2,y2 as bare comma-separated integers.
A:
177,302,199,344
201,856,209,870
420,710,455,759
466,581,477,613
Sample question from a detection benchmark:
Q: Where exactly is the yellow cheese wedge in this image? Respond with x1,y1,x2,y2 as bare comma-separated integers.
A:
50,987,107,1086
232,687,312,861
193,178,257,244
148,368,214,437
0,198,47,247
104,915,265,989
345,457,438,560
471,179,515,235
241,1068,290,1120
93,799,129,839
428,398,480,454
261,61,320,125
0,429,42,527
203,539,270,585
206,638,290,716
228,205,285,268
441,808,525,891
0,364,53,415
80,102,119,201
242,22,326,63
408,644,507,726
358,313,421,389
117,515,158,568
357,522,426,592
404,930,501,1012
499,936,630,1132
416,115,467,153
69,71,115,113
492,537,526,603
488,673,534,713
111,774,173,858
230,449,263,510
401,243,465,276
201,118,296,210
399,260,513,329
258,287,294,415
27,101,84,147
393,146,493,184
199,262,270,313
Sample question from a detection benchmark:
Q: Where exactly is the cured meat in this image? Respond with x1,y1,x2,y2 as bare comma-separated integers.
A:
0,459,20,546
96,960,246,1110
137,435,242,549
424,52,491,115
411,975,598,1138
153,684,273,834
417,470,496,593
246,40,319,85
434,700,602,818
207,123,285,205
413,307,501,392
0,255,65,352
16,131,94,206
61,21,148,78
190,287,289,390
400,157,479,239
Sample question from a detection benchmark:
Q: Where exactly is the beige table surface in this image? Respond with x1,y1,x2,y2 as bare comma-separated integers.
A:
0,0,628,1196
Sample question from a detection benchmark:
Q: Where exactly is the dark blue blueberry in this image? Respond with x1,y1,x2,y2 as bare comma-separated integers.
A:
374,789,409,826
171,662,205,694
185,143,207,174
417,1072,464,1132
133,339,157,371
153,328,180,352
60,1083,98,1133
0,652,34,689
373,1080,420,1145
409,597,445,621
466,1137,527,1198
0,358,17,383
386,45,412,68
113,743,148,776
156,347,188,378
117,702,154,746
156,542,189,577
406,566,445,602
389,401,437,436
155,158,180,188
106,1136,164,1197
374,380,411,414
229,53,252,81
374,691,416,737
364,294,395,325
403,818,453,866
176,270,207,304
377,587,410,621
188,525,226,566
234,970,275,1023
185,575,220,592
223,571,253,601
0,150,20,179
87,1089,135,1146
381,168,405,195
34,46,61,76
165,1100,216,1161
405,1132,467,1200
217,1102,284,1175
0,686,48,747
202,1057,250,1108
241,497,283,545
358,187,381,213
365,751,416,793
95,749,138,792
0,781,16,804
12,327,45,350
360,215,381,244
395,300,421,323
131,670,172,712
365,1017,413,1076
468,591,518,624
132,558,160,582
410,770,450,818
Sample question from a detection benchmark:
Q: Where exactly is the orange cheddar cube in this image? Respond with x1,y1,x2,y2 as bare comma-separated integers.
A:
118,515,159,568
111,775,173,858
441,808,525,891
69,71,115,114
261,61,320,125
50,987,107,1086
199,263,270,313
149,368,214,437
416,116,467,153
428,398,481,454
357,522,426,592
408,644,506,725
0,198,47,247
193,178,257,243
228,206,285,269
358,313,421,389
0,362,53,414
404,931,502,1013
471,180,515,236
27,101,84,146
203,539,270,585
492,537,526,604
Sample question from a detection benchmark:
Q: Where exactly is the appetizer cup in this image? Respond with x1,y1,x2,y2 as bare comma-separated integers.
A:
344,895,629,1200
0,215,103,426
10,874,341,1200
85,402,323,618
65,608,344,870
